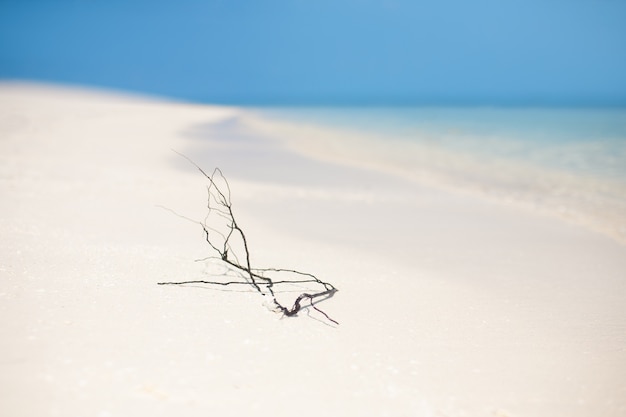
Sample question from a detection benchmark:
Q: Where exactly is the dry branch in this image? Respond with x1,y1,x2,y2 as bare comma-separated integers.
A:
158,153,338,325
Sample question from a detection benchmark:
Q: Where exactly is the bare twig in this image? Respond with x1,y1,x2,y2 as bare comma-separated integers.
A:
159,152,338,325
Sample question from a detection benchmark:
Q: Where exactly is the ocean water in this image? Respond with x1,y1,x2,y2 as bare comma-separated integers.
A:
247,106,626,243
258,107,626,180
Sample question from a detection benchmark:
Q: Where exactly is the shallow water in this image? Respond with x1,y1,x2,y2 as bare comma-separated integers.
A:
258,106,626,181
247,106,626,243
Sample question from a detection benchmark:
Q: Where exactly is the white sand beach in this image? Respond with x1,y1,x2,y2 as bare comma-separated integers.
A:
1,82,625,417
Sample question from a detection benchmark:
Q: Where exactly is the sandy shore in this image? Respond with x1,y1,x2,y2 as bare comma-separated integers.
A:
1,82,625,417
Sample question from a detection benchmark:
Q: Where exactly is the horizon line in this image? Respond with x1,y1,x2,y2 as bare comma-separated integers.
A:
3,78,626,108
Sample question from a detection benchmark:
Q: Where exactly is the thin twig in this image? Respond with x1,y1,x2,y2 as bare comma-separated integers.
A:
159,153,338,324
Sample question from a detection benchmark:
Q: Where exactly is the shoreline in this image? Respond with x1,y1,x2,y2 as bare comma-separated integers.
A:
2,83,626,417
240,111,626,245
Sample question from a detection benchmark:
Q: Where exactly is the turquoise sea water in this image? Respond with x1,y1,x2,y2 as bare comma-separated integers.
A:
251,106,626,242
258,107,626,181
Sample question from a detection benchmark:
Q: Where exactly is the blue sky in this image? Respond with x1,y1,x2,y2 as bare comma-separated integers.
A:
1,0,625,105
